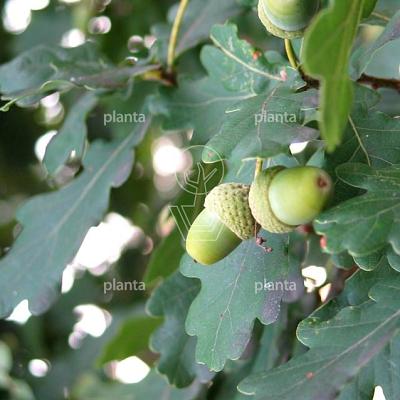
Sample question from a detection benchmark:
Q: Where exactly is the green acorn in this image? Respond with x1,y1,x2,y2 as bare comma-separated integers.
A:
258,0,320,39
249,166,332,233
186,183,257,265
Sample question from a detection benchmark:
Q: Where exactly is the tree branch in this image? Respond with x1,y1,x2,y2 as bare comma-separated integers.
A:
300,70,400,92
358,73,400,92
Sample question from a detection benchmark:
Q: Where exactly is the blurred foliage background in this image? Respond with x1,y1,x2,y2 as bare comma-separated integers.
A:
0,0,399,399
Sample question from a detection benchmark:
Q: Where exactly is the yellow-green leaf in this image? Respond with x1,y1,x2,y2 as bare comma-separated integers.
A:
303,0,365,151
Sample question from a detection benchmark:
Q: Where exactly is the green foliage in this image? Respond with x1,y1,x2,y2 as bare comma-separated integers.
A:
0,0,399,399
303,0,364,151
150,77,249,144
201,24,288,93
98,315,162,365
144,228,184,284
0,43,157,110
328,86,400,170
0,120,150,317
147,272,214,387
43,92,98,176
0,341,35,399
0,43,105,108
352,10,400,77
205,86,319,161
72,370,204,400
153,0,244,62
363,0,379,18
181,231,299,371
315,163,400,269
239,264,400,399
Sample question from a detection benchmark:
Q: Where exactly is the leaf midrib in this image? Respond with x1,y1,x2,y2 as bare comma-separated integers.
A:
247,304,400,398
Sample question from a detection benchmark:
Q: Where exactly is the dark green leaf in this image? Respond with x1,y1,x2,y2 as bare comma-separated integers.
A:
144,228,184,285
315,163,400,269
328,88,400,170
338,333,400,400
352,10,400,78
146,272,213,387
0,119,151,317
98,316,162,365
150,77,252,143
72,370,204,400
153,0,243,62
43,92,98,176
176,0,242,57
181,231,298,371
303,262,400,400
201,24,289,93
362,0,378,17
204,87,319,162
0,43,157,109
239,275,400,399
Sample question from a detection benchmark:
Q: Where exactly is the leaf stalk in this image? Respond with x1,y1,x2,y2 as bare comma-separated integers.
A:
284,39,299,70
167,0,190,73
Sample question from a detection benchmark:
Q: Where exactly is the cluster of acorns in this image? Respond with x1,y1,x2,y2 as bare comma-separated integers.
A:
186,166,333,265
186,1,327,265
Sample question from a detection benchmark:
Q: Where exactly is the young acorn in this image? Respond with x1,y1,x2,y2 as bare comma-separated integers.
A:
258,0,320,39
249,166,332,233
186,183,257,266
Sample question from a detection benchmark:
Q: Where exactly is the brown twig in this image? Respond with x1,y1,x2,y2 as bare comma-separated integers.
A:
299,68,400,92
358,73,400,92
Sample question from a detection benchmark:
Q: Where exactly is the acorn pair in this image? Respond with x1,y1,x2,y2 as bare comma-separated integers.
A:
186,166,332,265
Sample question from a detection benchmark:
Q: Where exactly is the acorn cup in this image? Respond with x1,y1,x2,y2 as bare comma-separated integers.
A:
186,183,257,266
249,166,333,233
258,0,320,39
